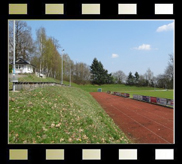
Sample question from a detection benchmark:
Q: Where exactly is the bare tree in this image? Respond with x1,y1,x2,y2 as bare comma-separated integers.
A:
138,75,146,86
144,68,154,86
165,54,173,78
63,54,73,81
164,54,174,88
73,62,91,84
156,74,169,89
112,70,126,84
151,54,174,89
9,21,35,62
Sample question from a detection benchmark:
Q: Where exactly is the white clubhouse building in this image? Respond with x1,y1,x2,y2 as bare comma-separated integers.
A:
10,58,35,74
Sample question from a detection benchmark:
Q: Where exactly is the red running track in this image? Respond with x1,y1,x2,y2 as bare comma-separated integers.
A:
90,92,174,144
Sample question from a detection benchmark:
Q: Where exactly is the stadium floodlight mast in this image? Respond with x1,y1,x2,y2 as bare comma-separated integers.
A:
61,49,64,85
70,62,71,87
13,20,16,91
39,37,42,77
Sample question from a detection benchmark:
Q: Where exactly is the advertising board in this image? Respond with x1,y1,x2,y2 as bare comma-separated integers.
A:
167,99,173,106
125,93,130,97
138,95,143,101
142,96,150,102
150,97,157,103
133,94,138,100
157,98,167,105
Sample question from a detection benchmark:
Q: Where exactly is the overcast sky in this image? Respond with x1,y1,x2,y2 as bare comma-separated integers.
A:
25,20,174,76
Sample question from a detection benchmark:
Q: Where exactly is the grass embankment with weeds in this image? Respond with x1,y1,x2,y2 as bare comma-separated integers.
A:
9,74,79,90
9,86,130,144
16,74,61,83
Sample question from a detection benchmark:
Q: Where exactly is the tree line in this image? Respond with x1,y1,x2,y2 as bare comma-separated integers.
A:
9,21,91,84
89,54,173,89
9,21,174,88
109,54,173,89
125,54,173,89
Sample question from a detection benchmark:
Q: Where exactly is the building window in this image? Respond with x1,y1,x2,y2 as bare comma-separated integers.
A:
15,65,24,70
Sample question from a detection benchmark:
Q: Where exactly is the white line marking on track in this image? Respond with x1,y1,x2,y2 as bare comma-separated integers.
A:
112,99,173,131
110,104,171,143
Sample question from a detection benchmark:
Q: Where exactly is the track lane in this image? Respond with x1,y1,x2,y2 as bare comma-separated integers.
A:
90,92,174,144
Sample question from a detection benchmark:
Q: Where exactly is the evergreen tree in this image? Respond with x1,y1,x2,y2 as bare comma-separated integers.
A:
90,58,100,84
127,72,134,85
134,71,139,85
90,58,112,85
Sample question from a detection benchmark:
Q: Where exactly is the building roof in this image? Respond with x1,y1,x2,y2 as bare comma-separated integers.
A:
16,58,30,64
10,58,36,67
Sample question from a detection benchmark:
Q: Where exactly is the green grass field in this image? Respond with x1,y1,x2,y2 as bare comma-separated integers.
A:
74,84,173,99
76,84,160,93
9,86,130,144
127,90,173,99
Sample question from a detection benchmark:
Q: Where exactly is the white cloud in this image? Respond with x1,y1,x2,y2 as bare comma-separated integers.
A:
134,44,151,50
112,54,119,58
156,22,174,32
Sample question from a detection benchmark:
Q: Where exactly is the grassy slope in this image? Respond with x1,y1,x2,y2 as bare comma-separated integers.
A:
17,74,61,83
9,86,130,144
9,74,76,90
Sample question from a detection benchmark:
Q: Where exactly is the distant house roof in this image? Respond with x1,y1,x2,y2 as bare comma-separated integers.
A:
10,58,36,67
